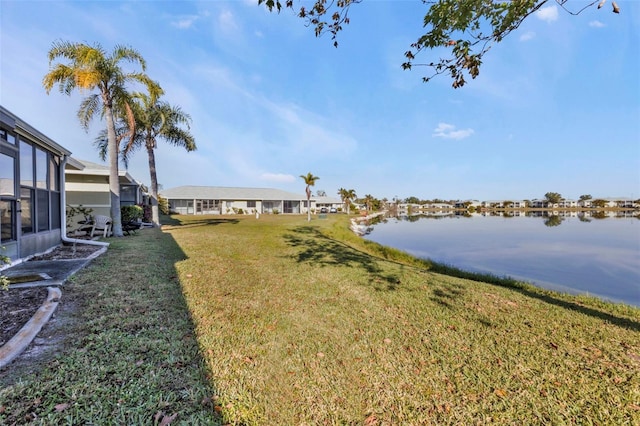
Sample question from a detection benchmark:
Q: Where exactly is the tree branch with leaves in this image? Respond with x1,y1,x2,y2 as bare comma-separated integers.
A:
260,0,622,88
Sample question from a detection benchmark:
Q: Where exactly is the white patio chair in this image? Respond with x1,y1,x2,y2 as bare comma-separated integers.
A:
90,215,112,238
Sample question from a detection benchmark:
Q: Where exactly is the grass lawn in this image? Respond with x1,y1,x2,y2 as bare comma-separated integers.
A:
2,213,639,424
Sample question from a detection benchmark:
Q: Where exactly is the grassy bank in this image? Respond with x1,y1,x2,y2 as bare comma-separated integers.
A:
167,214,639,424
1,214,639,424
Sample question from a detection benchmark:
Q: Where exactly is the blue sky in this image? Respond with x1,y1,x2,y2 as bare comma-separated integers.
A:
1,1,639,201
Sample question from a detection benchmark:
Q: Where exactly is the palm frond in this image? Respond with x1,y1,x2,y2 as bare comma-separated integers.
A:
77,94,101,130
112,45,147,70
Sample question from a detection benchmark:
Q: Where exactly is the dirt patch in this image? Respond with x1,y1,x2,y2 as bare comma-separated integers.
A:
29,243,103,261
0,243,102,374
0,287,49,347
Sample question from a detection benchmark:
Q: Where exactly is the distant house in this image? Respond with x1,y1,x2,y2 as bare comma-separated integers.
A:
613,198,636,208
160,185,309,215
424,203,454,211
530,199,549,208
314,196,342,211
65,158,146,222
454,200,481,209
1,105,70,261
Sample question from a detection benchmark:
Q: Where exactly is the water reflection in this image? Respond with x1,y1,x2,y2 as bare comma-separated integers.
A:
385,210,639,227
363,211,640,306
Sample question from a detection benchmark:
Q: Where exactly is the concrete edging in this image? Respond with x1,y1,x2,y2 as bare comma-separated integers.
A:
0,287,62,369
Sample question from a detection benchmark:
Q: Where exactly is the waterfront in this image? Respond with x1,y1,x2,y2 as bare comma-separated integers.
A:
364,212,640,306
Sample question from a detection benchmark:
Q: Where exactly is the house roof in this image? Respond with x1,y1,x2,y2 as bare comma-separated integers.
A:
65,157,142,185
1,105,71,156
160,185,307,201
315,196,342,204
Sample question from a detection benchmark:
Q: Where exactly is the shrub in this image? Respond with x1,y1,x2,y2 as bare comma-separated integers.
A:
158,196,169,215
121,205,143,223
1,247,10,290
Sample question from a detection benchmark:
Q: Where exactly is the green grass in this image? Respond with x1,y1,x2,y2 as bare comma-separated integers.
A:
1,213,639,425
0,227,220,424
166,214,640,424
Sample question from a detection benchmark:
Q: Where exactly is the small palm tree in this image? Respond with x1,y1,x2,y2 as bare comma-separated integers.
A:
43,41,151,237
96,82,196,226
338,188,357,215
364,194,375,213
300,172,320,222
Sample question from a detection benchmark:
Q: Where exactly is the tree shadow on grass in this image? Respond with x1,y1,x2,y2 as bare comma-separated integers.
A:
161,216,239,231
286,226,640,331
429,282,466,309
283,226,402,290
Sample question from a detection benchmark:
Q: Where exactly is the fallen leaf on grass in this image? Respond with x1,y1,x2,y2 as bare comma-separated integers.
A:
160,413,177,426
54,403,70,412
317,352,325,358
364,414,378,425
383,338,392,344
154,411,178,425
494,388,507,397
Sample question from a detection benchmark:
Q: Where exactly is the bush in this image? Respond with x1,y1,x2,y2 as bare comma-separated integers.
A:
121,205,143,223
158,196,169,215
1,247,10,290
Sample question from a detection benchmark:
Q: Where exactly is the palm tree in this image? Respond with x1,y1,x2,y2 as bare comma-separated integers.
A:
338,188,357,215
300,172,320,222
363,194,375,213
43,41,151,237
96,82,196,226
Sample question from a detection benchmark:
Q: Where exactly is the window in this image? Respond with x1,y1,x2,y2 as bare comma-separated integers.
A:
120,185,137,205
247,200,256,208
20,141,33,186
35,147,47,189
50,156,59,191
0,128,16,145
21,187,33,234
283,200,300,214
0,200,15,242
0,153,15,197
37,189,50,232
18,141,61,233
51,189,60,229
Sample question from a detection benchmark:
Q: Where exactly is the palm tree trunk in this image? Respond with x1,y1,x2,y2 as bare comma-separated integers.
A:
105,105,123,237
146,142,160,226
306,186,311,222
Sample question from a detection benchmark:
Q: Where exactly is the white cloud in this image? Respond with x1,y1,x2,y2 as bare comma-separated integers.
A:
432,123,474,140
520,31,536,41
171,15,200,29
260,173,296,183
218,10,239,34
535,5,558,23
589,20,605,28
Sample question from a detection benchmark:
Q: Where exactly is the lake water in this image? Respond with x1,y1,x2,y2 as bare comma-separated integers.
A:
363,213,640,307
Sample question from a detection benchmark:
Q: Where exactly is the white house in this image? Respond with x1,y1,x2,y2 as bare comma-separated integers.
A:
161,185,309,215
314,196,343,211
65,158,147,220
